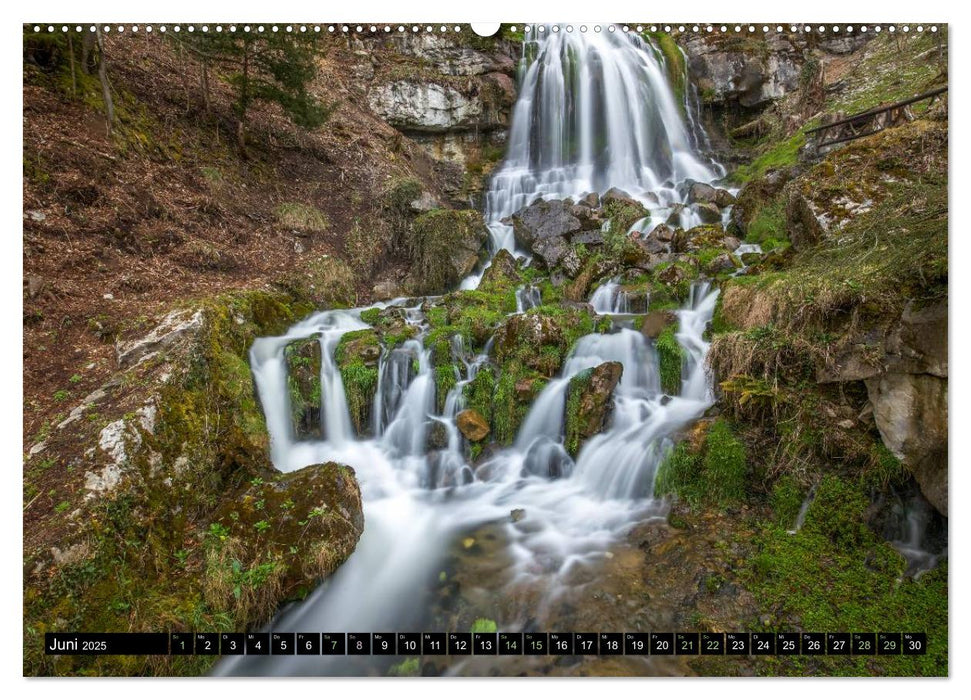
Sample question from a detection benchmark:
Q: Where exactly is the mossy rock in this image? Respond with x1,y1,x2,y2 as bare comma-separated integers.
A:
655,418,748,506
407,209,489,295
655,324,684,395
334,329,381,437
285,336,322,440
206,462,364,620
564,362,623,457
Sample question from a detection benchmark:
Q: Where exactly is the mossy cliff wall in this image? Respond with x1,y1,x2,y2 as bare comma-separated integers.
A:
23,286,365,676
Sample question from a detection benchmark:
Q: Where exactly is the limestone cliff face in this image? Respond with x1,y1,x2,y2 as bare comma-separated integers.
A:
680,31,871,110
358,33,518,167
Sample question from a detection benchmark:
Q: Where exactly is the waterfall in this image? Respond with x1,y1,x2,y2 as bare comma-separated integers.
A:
590,278,630,314
216,27,725,677
461,25,722,288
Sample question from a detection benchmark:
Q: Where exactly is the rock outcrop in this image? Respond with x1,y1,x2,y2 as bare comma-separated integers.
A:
565,362,624,457
362,33,517,166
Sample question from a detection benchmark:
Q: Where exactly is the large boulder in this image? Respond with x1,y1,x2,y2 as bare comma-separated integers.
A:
688,182,734,208
512,200,582,246
493,312,564,366
785,187,827,251
564,362,624,456
865,373,948,515
407,209,489,294
479,248,521,291
207,462,365,612
456,409,490,442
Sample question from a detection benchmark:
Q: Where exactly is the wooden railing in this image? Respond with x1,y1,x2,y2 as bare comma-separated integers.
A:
807,85,947,149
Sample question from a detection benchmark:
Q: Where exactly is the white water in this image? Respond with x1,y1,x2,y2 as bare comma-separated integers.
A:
590,278,630,314
216,27,725,676
460,26,724,289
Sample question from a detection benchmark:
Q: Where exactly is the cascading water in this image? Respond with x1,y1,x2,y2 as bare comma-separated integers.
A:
216,27,727,677
462,26,723,288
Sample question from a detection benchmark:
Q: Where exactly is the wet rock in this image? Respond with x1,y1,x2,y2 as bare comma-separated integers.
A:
632,230,667,256
666,203,686,226
510,508,526,522
564,361,623,457
456,409,490,442
578,192,600,208
706,252,738,275
641,311,677,340
694,202,723,224
714,188,737,208
602,187,637,207
512,200,582,269
285,336,323,441
480,248,521,289
722,236,742,252
494,313,563,361
688,182,718,205
650,223,678,243
427,420,450,450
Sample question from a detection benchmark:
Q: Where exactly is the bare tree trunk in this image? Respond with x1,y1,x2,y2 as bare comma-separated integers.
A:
236,44,249,156
201,61,211,113
81,31,95,74
67,34,77,98
95,28,115,137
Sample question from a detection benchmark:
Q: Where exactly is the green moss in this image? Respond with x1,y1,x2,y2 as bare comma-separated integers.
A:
409,209,486,295
435,364,458,414
743,477,947,676
730,131,806,185
463,367,495,427
360,308,381,325
655,324,684,395
335,329,380,436
603,199,650,239
564,368,593,457
769,475,804,528
745,195,787,247
655,419,747,507
389,657,420,676
646,32,686,105
470,618,498,633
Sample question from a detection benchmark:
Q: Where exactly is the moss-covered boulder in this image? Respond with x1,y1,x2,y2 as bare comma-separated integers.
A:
641,310,677,340
564,362,623,457
334,329,381,437
493,305,603,377
655,324,684,395
479,248,521,291
456,409,490,442
206,462,364,621
285,337,322,440
407,208,489,295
